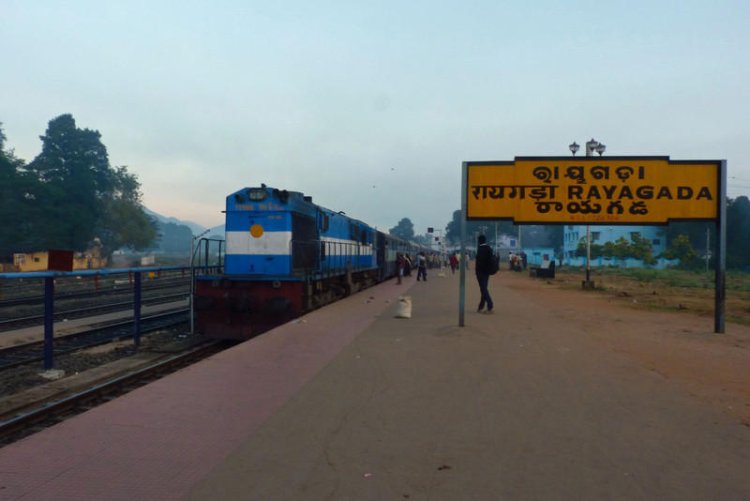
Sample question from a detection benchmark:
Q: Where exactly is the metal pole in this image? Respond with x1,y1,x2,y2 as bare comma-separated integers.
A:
43,276,54,370
518,225,522,251
586,225,591,283
705,226,710,273
714,160,727,333
582,139,597,288
459,162,468,327
133,271,142,347
190,237,196,335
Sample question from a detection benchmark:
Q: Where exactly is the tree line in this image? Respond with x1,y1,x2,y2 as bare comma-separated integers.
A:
5,115,747,271
569,202,750,270
0,115,156,262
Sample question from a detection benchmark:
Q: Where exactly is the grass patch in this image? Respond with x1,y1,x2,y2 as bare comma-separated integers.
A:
554,266,750,326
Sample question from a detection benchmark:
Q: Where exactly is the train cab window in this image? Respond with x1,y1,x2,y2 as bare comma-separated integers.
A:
319,213,330,231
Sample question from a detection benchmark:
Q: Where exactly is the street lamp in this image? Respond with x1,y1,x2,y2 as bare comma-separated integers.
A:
571,138,607,289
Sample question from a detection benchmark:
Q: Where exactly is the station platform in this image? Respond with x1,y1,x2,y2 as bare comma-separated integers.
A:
0,268,749,500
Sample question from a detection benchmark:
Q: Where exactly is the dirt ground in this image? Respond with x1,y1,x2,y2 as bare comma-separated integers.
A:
502,268,750,426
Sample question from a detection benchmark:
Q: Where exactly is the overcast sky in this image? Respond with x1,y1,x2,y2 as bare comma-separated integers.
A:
2,1,749,233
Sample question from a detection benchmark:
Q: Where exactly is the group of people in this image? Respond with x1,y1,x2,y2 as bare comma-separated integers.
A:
507,251,527,271
396,251,435,284
393,237,499,315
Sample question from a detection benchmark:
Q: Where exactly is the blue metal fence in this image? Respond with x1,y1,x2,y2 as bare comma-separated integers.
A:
0,265,218,370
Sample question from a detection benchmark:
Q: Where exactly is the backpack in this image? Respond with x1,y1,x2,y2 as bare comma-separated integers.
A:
489,253,500,275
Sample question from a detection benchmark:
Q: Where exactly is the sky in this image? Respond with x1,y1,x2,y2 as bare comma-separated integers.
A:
2,0,749,234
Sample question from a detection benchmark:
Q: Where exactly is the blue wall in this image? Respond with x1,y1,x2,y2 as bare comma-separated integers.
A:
562,224,672,269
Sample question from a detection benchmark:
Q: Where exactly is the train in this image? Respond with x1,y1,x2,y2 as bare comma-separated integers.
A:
194,185,426,340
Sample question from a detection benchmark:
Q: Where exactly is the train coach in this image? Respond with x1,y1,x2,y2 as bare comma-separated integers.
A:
195,185,421,340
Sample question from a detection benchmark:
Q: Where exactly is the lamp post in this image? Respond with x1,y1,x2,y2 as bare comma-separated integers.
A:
428,227,446,271
570,139,606,289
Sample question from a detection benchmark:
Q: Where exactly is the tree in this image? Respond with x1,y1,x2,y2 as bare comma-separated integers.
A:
664,197,750,270
0,123,51,258
630,233,657,265
578,234,655,265
96,166,156,257
665,221,712,263
27,115,111,251
662,234,700,269
575,238,603,259
26,114,156,257
154,222,194,254
444,210,515,246
389,218,415,240
726,196,750,269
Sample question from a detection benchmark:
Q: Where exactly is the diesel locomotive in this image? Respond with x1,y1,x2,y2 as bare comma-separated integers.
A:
194,185,422,340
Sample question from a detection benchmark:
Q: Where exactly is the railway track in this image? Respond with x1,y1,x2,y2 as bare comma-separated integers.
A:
0,277,190,308
0,309,190,371
0,291,189,331
0,340,230,447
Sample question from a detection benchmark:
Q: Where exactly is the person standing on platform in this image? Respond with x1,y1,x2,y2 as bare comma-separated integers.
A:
475,235,494,313
416,252,427,281
449,253,459,274
396,253,406,284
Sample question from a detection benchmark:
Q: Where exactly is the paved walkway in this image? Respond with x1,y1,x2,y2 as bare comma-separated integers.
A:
187,271,750,500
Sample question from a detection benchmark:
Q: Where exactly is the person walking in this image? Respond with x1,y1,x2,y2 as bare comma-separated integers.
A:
475,235,494,313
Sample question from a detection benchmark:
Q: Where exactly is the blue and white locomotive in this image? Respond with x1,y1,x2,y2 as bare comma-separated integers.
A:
195,185,419,339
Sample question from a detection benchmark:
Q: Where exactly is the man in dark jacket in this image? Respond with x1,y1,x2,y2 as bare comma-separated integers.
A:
475,235,494,313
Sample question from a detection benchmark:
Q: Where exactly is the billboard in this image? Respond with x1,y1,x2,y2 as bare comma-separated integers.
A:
466,157,722,224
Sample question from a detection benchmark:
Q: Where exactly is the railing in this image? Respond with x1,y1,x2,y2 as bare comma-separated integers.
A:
0,266,206,370
190,238,225,334
191,237,225,273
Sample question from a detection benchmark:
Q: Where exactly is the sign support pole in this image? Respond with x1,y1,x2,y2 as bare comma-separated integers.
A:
459,162,467,327
714,160,727,333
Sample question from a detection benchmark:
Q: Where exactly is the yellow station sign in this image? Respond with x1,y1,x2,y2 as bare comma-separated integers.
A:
466,157,720,224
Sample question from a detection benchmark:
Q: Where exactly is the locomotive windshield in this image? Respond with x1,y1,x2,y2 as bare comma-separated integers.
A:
247,188,268,201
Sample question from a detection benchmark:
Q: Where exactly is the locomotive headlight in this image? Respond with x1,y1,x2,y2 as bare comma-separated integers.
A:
250,224,264,238
247,188,268,201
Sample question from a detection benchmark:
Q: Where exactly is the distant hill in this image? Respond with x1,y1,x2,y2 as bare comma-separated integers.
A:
143,208,224,255
143,208,213,236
